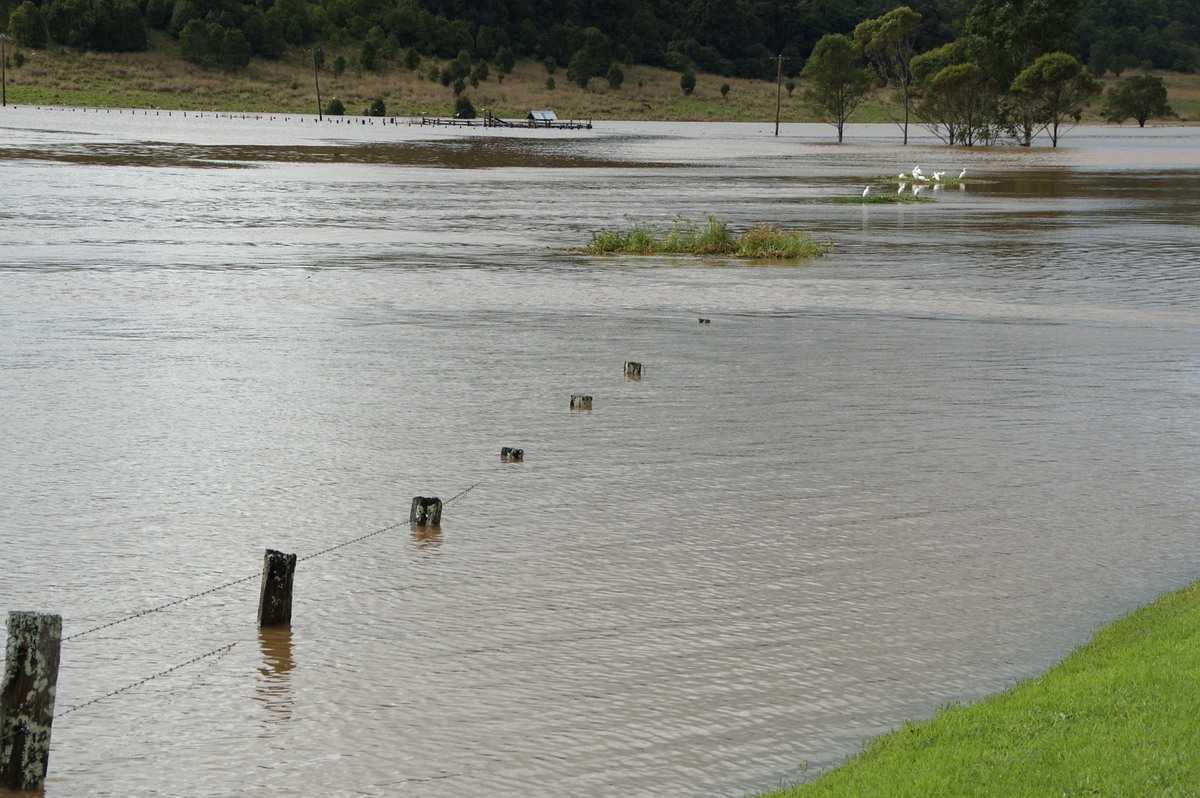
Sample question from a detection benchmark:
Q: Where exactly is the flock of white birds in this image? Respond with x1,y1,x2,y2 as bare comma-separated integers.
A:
861,166,968,197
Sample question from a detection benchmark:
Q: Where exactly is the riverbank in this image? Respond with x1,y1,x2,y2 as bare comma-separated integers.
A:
3,36,1198,124
760,579,1200,796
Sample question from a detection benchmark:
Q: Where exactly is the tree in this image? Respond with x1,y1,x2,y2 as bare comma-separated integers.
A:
454,94,475,118
801,34,873,142
324,97,345,115
680,70,696,94
912,44,999,146
366,98,386,116
854,6,922,145
1009,52,1100,146
8,1,48,48
1104,74,1176,127
720,82,730,99
606,64,624,89
963,0,1082,88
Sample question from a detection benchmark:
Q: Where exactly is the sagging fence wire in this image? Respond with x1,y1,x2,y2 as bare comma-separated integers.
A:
62,481,483,643
0,482,486,753
53,643,239,721
1,483,483,753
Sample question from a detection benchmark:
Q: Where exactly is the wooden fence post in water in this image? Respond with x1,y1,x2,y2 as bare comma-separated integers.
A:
570,394,593,410
258,549,297,627
1,611,62,791
624,361,642,379
410,496,443,526
698,318,711,324
501,447,524,462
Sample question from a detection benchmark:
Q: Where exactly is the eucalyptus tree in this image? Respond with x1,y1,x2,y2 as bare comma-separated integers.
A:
1104,74,1177,127
853,6,922,144
911,42,998,145
1009,52,1100,146
801,33,873,142
962,0,1082,87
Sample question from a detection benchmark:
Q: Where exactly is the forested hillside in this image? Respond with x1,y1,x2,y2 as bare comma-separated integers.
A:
2,0,1197,80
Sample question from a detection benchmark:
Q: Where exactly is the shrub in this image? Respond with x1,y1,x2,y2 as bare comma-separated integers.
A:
366,98,385,116
680,70,696,95
324,97,345,115
454,94,476,118
607,63,624,89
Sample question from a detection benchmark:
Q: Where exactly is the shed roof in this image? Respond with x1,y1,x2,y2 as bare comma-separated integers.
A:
527,110,558,121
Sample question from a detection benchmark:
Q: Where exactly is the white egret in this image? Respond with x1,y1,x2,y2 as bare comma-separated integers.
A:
933,171,944,181
862,185,870,198
897,182,907,194
958,168,967,179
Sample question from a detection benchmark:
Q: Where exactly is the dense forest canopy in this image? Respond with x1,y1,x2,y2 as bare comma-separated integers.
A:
2,0,1197,79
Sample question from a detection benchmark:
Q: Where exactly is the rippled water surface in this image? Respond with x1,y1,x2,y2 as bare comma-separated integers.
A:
3,107,1200,797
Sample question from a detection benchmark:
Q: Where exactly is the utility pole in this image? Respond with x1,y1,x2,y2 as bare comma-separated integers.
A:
2,35,8,107
773,54,785,136
309,48,322,121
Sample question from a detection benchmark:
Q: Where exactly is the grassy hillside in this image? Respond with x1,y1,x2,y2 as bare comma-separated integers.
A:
4,38,1198,124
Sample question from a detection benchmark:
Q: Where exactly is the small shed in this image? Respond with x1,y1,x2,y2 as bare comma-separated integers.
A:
527,110,558,127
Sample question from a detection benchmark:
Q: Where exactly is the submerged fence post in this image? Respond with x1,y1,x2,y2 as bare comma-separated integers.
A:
410,496,442,526
501,447,524,462
258,549,297,627
570,394,593,410
1,611,62,791
624,361,642,379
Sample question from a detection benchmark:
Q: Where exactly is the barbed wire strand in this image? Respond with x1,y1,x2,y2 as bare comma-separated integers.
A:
53,643,239,720
0,642,240,749
61,482,484,642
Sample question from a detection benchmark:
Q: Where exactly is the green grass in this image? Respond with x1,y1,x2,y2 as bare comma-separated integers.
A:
584,217,831,260
833,194,935,204
760,579,1200,797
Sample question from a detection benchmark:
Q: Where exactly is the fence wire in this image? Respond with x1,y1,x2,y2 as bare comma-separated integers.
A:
61,482,483,643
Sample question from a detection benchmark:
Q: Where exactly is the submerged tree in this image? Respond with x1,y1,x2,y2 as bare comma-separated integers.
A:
853,6,922,145
1104,74,1177,127
912,43,998,146
1009,52,1101,146
801,33,873,142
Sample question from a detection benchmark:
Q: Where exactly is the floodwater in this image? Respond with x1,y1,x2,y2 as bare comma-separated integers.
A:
2,107,1200,797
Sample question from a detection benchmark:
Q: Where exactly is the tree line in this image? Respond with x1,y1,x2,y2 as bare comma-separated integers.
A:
801,2,1177,147
2,0,1197,80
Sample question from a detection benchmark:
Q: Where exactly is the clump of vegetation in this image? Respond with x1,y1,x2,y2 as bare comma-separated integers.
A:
584,217,831,260
834,193,935,203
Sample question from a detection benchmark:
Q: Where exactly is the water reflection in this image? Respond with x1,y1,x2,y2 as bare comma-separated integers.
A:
410,525,443,551
256,626,295,725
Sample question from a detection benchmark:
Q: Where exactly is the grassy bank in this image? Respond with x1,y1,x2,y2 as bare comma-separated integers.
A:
3,37,1198,124
760,579,1200,796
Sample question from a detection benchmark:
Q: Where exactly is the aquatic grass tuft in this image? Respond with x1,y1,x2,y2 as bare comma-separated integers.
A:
584,216,831,260
833,194,935,204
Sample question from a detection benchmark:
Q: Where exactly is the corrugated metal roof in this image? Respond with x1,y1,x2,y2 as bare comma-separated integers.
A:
528,110,558,121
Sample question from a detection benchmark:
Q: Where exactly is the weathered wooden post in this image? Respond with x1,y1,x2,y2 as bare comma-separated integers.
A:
570,394,593,410
410,496,442,526
1,611,62,791
257,549,297,627
698,318,711,324
501,447,524,462
624,361,642,379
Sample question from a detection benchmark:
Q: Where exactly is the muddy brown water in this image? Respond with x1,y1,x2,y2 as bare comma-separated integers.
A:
3,108,1200,797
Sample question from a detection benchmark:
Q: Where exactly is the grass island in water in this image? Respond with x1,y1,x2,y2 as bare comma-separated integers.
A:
584,217,831,260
